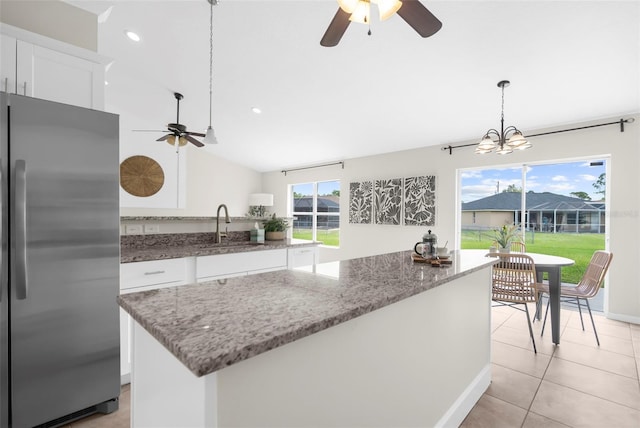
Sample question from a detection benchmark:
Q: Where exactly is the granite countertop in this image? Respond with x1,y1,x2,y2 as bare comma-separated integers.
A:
121,234,319,263
118,249,495,377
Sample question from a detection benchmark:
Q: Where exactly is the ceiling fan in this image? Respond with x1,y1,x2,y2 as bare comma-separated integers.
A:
135,92,205,148
320,0,442,47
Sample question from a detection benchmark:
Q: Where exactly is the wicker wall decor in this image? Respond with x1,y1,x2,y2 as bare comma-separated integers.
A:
120,155,165,197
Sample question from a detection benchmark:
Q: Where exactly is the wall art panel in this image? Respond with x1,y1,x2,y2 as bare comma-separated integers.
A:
404,175,436,226
349,181,373,224
374,178,402,225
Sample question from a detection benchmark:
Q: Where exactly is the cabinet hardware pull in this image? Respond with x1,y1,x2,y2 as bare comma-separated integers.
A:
144,270,166,275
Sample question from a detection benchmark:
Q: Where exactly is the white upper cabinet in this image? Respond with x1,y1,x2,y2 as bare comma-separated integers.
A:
1,25,108,110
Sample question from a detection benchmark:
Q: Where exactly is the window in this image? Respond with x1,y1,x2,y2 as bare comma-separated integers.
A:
291,180,340,247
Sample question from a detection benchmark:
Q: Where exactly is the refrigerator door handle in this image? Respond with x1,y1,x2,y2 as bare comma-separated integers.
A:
15,159,28,299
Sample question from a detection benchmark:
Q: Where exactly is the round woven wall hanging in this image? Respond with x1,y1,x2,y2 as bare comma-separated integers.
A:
120,155,165,197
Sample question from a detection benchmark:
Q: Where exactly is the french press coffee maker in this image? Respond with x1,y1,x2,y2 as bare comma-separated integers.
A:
414,230,438,259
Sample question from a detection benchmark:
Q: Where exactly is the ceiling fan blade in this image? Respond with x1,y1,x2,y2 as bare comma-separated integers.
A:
320,8,351,47
156,134,172,142
396,0,442,38
186,131,206,137
184,134,204,147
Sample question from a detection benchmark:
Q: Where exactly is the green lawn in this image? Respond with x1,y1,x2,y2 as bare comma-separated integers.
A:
293,229,340,247
461,230,605,284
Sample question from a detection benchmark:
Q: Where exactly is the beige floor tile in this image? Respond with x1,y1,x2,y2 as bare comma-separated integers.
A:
565,312,632,340
460,394,527,428
492,324,555,356
561,325,635,356
553,340,638,379
492,340,552,378
530,380,640,427
522,411,571,428
544,358,640,410
486,363,542,410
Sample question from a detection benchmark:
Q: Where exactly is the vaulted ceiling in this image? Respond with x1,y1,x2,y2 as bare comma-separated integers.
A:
69,1,639,172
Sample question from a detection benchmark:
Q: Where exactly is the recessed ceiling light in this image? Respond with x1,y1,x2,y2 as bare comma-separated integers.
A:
251,107,262,114
125,30,140,42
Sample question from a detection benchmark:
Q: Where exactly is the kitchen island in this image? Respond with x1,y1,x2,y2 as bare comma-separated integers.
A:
118,250,495,427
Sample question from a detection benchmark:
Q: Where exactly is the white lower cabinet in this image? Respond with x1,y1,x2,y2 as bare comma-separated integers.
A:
197,249,288,282
119,258,192,384
287,246,318,268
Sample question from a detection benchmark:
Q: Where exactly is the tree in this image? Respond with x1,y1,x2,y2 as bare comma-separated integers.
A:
593,173,606,198
332,190,340,197
570,191,591,201
502,184,522,193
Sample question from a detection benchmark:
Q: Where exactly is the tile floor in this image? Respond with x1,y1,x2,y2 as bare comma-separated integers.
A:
66,304,640,428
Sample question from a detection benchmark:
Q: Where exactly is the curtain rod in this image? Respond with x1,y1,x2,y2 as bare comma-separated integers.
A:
281,161,344,176
441,117,635,155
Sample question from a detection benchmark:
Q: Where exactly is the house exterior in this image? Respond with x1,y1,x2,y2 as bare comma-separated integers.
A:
461,191,605,233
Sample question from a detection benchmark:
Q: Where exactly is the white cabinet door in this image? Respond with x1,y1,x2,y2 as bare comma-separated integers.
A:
120,258,190,383
16,40,104,109
288,246,318,268
1,34,16,93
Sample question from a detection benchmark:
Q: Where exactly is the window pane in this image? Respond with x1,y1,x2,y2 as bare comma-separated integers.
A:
293,183,313,213
292,215,312,241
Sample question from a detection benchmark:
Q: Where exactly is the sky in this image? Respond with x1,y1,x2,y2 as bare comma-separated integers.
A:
461,159,606,203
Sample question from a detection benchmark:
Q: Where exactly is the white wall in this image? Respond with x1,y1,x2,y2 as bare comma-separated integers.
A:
120,146,263,218
261,114,640,323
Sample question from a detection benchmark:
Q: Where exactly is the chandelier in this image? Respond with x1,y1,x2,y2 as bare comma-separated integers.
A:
475,80,530,155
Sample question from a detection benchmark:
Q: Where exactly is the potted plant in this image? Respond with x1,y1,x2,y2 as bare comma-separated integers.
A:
493,223,519,252
262,213,290,241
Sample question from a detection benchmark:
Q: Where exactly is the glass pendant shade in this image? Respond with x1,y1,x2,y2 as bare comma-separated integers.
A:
338,0,359,13
477,135,497,151
474,146,493,154
203,126,218,145
496,144,513,155
515,141,532,150
507,131,528,148
377,0,402,20
349,1,370,23
178,136,188,146
166,135,176,146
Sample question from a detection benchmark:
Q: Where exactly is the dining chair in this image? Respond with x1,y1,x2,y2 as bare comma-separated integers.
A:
538,250,613,346
510,240,526,253
492,254,541,353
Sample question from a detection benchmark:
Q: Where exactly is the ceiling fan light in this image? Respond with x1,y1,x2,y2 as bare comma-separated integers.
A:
349,1,371,24
377,0,402,21
178,136,188,147
203,126,218,145
477,135,497,150
337,0,359,13
166,135,176,146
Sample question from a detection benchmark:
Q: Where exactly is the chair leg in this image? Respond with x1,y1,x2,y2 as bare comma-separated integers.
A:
524,303,537,354
541,297,550,337
576,297,585,330
584,298,600,346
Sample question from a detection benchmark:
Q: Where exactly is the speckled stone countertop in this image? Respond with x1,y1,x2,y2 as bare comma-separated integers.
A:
121,232,319,263
118,249,495,377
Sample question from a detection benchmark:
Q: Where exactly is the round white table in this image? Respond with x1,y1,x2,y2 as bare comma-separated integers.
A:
487,251,575,345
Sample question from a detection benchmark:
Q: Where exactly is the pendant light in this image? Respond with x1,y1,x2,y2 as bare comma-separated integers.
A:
475,80,530,155
203,0,218,144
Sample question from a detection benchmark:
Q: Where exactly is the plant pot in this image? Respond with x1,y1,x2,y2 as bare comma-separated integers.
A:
265,231,286,241
498,246,510,253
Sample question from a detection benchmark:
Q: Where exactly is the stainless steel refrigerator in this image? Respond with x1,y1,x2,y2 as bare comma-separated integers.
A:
0,93,120,427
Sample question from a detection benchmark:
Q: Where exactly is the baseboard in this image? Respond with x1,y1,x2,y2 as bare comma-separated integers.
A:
435,363,491,428
120,373,130,386
605,311,640,325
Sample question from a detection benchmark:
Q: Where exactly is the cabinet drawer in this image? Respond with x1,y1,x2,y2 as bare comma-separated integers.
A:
288,247,318,268
121,258,187,291
197,249,287,280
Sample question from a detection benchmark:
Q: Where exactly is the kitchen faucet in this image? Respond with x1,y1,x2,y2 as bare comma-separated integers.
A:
215,204,231,243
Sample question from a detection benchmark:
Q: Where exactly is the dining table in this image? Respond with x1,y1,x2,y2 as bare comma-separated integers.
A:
487,251,575,345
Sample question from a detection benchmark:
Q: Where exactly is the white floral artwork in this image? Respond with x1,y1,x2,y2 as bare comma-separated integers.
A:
404,175,436,226
374,178,402,225
349,181,373,224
